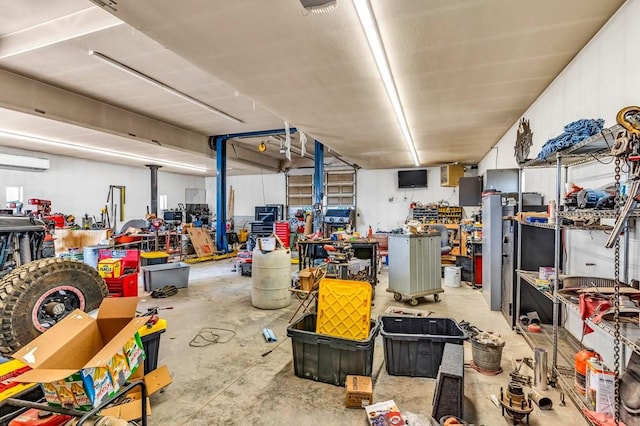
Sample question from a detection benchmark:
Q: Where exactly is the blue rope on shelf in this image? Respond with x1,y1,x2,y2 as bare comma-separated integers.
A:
536,118,605,160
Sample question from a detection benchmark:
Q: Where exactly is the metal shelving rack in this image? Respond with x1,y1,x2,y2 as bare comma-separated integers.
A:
516,123,638,423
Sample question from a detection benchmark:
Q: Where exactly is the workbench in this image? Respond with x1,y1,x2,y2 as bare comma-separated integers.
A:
53,229,111,255
297,239,379,292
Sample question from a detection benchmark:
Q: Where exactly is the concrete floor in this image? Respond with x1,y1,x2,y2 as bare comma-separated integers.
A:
136,260,586,426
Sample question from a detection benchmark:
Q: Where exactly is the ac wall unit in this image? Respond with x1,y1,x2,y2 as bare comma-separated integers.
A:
0,153,50,171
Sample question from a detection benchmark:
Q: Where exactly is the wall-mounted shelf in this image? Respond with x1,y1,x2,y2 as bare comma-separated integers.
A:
559,208,640,219
521,124,621,169
516,220,613,231
519,271,640,355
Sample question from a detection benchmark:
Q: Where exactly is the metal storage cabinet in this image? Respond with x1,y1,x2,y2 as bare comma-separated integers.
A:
388,234,443,305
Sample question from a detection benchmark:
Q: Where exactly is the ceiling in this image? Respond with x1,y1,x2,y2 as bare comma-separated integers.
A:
0,0,626,175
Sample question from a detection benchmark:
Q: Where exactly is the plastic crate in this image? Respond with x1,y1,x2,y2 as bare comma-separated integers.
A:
316,279,372,340
287,313,380,386
240,262,252,277
142,262,190,291
139,319,167,373
140,251,169,266
380,316,467,378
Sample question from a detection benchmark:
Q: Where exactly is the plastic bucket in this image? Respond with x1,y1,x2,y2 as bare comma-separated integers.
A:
471,339,505,372
444,266,461,287
251,248,292,309
82,246,101,269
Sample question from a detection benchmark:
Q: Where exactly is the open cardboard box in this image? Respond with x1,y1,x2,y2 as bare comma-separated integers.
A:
11,298,149,410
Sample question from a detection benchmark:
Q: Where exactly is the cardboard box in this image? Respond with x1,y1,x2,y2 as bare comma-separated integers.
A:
345,375,373,408
98,258,123,279
299,267,317,292
586,358,615,415
12,298,148,410
538,267,555,280
101,365,172,421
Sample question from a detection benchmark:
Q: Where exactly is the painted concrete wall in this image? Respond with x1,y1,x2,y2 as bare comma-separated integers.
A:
477,0,639,279
355,168,459,234
204,172,286,227
0,147,205,226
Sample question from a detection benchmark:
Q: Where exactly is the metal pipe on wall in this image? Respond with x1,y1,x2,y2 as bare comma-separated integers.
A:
146,165,161,216
215,136,228,253
313,140,324,234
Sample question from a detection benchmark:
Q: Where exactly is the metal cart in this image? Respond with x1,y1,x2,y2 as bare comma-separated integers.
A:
0,381,148,426
388,233,443,306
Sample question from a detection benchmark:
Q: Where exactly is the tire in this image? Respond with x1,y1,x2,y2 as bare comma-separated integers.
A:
0,258,108,355
393,292,402,302
409,298,419,306
434,293,440,302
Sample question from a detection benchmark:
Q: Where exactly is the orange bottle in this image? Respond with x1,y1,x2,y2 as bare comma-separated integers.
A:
575,348,599,394
367,226,373,240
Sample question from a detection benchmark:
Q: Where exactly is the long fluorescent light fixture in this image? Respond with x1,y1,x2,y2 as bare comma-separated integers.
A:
0,130,209,173
353,0,420,166
0,153,49,171
88,50,243,124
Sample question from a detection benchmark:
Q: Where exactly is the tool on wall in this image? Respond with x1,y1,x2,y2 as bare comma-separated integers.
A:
606,106,640,248
106,185,126,232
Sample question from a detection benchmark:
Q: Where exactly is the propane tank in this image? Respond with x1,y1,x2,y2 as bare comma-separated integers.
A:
575,348,599,394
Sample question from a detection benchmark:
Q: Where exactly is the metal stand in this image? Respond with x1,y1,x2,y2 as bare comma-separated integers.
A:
0,380,148,426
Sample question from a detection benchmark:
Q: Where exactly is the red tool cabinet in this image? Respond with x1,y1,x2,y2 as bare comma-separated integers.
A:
98,249,140,297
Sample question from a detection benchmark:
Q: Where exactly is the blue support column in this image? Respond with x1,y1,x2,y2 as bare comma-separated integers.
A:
313,140,324,234
215,136,228,252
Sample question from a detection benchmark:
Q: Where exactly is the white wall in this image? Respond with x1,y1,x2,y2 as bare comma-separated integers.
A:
356,168,457,234
205,172,286,225
477,1,639,279
0,147,205,226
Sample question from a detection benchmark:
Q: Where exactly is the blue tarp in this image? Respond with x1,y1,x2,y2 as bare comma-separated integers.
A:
536,118,605,160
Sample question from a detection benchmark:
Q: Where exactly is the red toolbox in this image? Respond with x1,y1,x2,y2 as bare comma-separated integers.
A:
9,409,72,426
98,249,140,297
274,221,290,248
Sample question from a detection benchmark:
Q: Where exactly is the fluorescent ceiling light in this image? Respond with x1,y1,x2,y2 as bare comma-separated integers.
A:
0,153,49,171
88,50,243,124
353,0,420,166
0,130,209,173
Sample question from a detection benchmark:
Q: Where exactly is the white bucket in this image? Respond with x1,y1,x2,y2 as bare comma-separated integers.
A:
82,246,102,270
444,266,462,288
251,248,292,309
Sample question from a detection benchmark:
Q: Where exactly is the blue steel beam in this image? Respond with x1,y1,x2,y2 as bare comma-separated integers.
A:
313,140,324,233
215,136,228,252
211,127,297,141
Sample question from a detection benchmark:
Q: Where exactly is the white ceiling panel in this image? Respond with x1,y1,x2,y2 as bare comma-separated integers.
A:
0,0,626,172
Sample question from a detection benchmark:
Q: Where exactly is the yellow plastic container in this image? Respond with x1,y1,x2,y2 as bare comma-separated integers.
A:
140,251,169,266
316,278,372,340
0,359,37,402
138,318,168,337
138,318,167,373
97,258,122,279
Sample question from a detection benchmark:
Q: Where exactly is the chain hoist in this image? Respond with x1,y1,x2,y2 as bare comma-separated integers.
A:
613,155,621,426
607,105,640,425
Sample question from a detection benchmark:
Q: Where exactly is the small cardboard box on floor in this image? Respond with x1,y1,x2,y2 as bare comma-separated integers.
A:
345,375,373,408
11,298,149,411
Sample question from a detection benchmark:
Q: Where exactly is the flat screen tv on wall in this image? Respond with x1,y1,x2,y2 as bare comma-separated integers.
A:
398,169,428,189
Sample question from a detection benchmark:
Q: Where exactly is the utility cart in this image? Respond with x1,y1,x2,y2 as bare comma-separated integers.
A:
387,233,443,306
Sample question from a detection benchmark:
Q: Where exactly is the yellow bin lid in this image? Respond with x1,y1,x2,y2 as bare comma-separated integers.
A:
138,318,168,337
141,251,169,259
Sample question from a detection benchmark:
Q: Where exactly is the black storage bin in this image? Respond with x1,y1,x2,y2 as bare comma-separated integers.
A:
140,325,166,373
380,316,467,378
287,313,380,386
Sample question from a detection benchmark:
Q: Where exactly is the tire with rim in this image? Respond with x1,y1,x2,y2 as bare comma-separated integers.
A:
0,258,108,355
